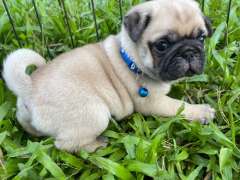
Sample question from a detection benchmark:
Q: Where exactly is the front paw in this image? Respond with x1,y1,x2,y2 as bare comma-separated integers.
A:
185,104,215,124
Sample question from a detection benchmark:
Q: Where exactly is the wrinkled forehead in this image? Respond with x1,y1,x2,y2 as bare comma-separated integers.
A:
143,0,207,41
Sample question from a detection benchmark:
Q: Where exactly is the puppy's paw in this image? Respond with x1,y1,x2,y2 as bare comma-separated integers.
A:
83,139,108,153
55,139,77,152
185,104,215,124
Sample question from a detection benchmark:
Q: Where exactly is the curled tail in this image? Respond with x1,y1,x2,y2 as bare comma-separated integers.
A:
3,49,46,98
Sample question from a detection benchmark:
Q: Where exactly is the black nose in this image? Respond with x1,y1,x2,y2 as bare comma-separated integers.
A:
183,51,195,61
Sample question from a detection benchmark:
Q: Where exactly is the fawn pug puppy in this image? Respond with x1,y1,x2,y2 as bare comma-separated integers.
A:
3,0,215,152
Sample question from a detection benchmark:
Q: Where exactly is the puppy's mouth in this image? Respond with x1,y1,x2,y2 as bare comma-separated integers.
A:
149,39,205,81
161,54,204,81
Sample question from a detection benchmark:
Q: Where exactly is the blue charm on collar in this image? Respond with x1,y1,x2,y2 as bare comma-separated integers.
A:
120,47,149,98
138,87,149,97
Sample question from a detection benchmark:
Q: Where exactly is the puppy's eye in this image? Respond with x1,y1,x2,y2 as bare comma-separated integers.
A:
197,34,206,42
156,40,170,51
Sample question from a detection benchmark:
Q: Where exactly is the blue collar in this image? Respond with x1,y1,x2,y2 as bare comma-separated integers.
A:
119,47,149,98
120,47,142,75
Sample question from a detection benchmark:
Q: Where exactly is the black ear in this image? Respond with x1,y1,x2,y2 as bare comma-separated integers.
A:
204,16,213,37
124,12,151,42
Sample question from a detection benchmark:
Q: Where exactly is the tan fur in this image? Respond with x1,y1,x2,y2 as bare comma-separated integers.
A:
3,0,214,152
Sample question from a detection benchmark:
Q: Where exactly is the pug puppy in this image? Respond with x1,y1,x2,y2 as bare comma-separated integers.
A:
3,0,215,152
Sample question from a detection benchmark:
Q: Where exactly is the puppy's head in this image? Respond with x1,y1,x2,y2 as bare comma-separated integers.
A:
123,0,212,81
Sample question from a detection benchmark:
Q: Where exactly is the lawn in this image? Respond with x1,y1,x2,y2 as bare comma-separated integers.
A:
0,0,240,179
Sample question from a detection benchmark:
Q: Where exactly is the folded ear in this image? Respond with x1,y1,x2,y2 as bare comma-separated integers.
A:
124,11,151,42
204,16,213,37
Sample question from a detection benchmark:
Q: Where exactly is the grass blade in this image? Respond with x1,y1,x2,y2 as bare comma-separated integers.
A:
89,156,134,180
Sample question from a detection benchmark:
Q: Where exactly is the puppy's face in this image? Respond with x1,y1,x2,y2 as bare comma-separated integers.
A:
123,0,212,81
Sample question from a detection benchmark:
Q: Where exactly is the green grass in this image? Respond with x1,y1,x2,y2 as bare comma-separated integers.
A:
0,0,240,179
